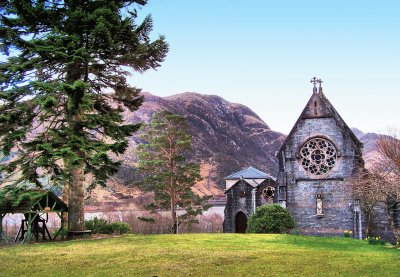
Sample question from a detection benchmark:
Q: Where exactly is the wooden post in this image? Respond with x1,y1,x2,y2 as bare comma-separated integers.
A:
26,213,32,243
0,213,8,243
61,211,65,240
53,211,65,240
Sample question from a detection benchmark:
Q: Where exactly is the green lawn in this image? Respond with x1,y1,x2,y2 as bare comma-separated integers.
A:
0,234,398,276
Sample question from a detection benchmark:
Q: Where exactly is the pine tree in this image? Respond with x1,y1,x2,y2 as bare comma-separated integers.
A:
0,0,168,232
137,111,211,234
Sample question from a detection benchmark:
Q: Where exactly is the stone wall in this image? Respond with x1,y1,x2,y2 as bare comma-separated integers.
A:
369,203,399,243
223,180,254,233
287,180,354,236
255,179,276,207
279,117,363,236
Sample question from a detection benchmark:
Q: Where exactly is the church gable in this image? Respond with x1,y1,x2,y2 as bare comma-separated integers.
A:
278,78,363,160
301,88,332,119
224,179,257,194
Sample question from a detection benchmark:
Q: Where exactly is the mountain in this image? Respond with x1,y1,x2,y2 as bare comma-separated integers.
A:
90,93,389,202
108,92,285,198
351,128,386,168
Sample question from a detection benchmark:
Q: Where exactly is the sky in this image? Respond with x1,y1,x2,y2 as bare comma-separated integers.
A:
130,0,400,135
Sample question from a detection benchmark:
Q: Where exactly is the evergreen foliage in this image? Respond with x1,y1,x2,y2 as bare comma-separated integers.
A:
0,185,44,209
85,217,131,234
136,111,211,234
0,1,168,231
247,204,295,234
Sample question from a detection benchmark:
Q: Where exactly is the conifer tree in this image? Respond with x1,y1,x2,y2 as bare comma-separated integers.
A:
0,1,168,231
137,111,211,234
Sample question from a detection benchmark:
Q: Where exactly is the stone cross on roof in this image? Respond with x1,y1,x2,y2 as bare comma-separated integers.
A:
317,78,323,93
310,77,323,93
310,77,318,93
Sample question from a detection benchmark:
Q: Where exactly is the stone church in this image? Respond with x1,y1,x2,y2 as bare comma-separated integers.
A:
224,78,395,239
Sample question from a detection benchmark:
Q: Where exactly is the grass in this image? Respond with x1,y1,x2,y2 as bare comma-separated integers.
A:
0,234,398,276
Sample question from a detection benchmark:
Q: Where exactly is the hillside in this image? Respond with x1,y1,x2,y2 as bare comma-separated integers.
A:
351,128,390,169
90,93,393,203
112,92,285,197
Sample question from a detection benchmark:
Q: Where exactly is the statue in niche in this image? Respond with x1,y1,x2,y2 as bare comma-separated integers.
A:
316,193,323,216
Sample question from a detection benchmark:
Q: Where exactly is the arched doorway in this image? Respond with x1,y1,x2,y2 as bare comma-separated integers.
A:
235,211,247,233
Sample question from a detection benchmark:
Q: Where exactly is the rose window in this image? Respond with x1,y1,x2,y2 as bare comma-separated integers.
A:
299,138,337,175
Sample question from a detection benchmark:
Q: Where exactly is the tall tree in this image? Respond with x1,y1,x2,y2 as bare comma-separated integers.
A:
137,111,210,234
376,132,400,243
0,0,168,232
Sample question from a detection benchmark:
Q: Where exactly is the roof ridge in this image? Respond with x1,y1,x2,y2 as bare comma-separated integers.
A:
224,167,250,179
248,166,269,176
224,166,271,180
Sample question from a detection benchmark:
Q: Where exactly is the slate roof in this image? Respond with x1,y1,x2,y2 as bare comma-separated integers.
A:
224,166,274,180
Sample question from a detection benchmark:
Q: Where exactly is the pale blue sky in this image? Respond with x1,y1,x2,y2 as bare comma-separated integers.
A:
131,0,400,135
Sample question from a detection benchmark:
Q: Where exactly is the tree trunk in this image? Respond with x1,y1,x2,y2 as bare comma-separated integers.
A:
68,164,85,231
65,63,86,232
61,181,69,232
168,148,177,234
171,200,177,234
364,208,372,238
67,107,85,232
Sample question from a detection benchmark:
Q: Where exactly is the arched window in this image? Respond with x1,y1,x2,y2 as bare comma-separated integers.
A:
314,101,317,116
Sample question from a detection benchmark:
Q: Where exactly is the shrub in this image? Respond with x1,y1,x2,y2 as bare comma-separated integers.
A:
247,204,295,234
85,217,112,234
85,217,131,234
110,222,131,234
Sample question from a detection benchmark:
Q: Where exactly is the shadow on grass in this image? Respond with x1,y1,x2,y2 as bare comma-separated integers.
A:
254,234,393,253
